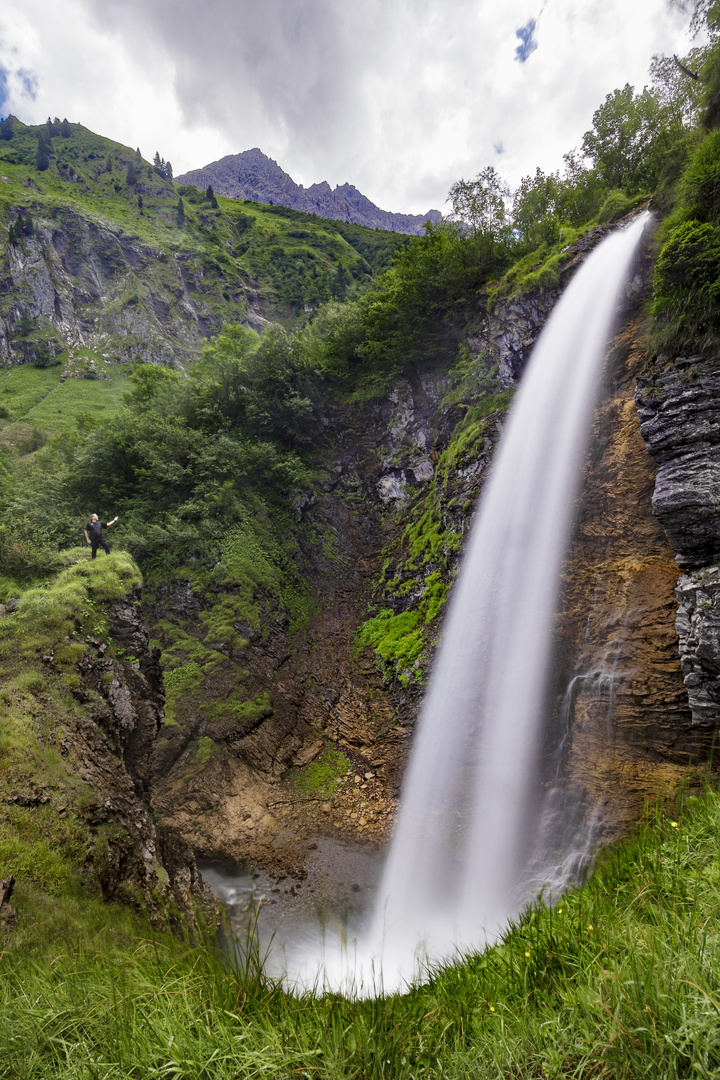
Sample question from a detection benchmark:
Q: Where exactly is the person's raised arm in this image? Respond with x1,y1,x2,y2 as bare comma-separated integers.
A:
107,516,119,527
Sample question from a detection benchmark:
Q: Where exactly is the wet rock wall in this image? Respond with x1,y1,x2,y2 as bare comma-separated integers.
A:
554,322,707,834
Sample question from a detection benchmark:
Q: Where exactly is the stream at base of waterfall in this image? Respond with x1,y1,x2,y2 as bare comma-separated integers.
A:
204,213,651,997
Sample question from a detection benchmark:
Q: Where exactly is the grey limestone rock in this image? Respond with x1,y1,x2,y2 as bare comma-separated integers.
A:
636,360,720,567
675,566,720,724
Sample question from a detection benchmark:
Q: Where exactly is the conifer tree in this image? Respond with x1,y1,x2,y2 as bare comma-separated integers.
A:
0,117,13,141
126,161,138,186
61,118,71,138
205,184,214,201
176,197,185,227
36,135,51,171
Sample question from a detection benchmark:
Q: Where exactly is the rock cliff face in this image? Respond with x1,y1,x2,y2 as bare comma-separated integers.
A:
636,358,720,568
637,353,720,732
0,570,211,922
176,149,442,236
0,208,250,368
70,588,212,918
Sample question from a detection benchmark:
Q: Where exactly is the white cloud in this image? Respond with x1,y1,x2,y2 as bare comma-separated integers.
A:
0,0,697,214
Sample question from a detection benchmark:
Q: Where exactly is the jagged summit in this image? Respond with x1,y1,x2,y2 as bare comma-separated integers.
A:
176,149,441,236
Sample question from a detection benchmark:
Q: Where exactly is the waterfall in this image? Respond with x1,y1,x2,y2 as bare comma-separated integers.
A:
286,212,650,997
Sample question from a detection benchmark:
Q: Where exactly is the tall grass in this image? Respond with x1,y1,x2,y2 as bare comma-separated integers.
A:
2,787,720,1078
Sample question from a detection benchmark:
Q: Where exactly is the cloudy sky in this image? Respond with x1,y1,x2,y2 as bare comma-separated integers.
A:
0,0,699,215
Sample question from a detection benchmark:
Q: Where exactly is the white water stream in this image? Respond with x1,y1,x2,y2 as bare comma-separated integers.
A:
265,214,650,996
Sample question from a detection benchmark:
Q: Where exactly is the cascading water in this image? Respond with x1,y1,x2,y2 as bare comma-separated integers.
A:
281,212,651,997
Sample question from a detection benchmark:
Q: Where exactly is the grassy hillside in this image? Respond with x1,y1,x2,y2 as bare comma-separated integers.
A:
0,117,407,322
0,118,410,442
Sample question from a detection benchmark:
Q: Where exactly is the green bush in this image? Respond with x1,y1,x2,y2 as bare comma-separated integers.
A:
650,130,720,354
594,188,634,224
678,128,720,224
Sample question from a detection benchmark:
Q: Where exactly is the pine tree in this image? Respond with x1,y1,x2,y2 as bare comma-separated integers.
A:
126,161,138,186
176,198,185,227
152,152,173,181
0,117,13,141
211,194,219,209
105,153,113,173
36,136,51,171
205,184,214,201
61,118,71,138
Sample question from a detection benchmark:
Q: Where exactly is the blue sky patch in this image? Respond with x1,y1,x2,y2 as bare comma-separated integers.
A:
19,69,38,100
0,68,8,114
514,18,538,63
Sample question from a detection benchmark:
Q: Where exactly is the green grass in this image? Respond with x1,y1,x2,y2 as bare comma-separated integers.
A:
290,746,352,797
3,784,720,1077
0,364,61,421
24,367,131,431
0,361,131,433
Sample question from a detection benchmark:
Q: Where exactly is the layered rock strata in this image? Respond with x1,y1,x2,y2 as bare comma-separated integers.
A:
637,353,720,734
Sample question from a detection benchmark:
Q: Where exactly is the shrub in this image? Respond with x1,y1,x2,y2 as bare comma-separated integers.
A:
678,128,720,224
594,189,634,224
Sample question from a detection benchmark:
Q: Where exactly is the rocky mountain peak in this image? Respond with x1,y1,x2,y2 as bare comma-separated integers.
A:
176,150,441,236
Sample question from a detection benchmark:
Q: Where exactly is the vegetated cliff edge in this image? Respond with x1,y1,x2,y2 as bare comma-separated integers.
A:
176,148,442,237
0,551,210,921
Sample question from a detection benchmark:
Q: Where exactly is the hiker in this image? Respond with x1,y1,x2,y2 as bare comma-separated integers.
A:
84,513,118,559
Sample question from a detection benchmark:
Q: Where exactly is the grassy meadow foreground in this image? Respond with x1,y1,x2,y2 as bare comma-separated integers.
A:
2,785,720,1079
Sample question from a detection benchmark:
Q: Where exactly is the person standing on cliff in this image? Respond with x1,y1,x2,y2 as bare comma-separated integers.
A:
84,513,118,559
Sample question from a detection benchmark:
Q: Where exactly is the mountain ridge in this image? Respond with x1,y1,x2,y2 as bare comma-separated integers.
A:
176,148,442,236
